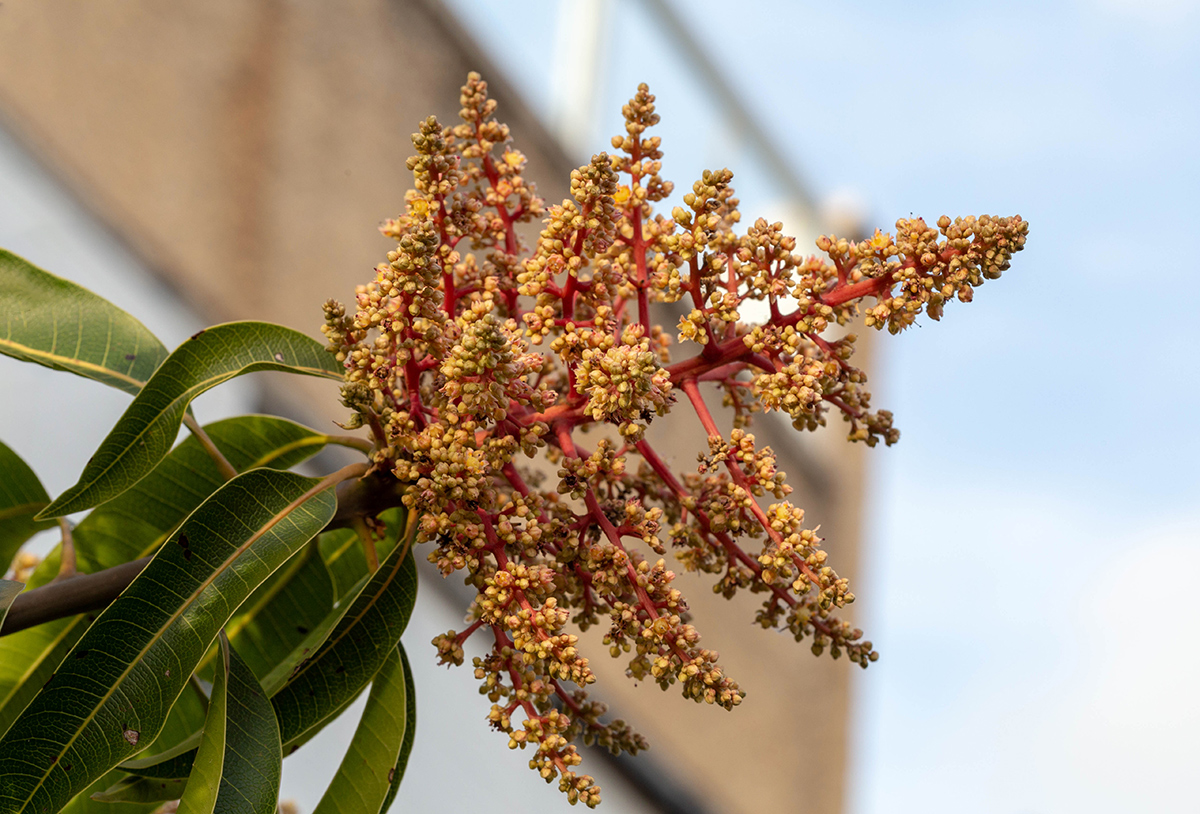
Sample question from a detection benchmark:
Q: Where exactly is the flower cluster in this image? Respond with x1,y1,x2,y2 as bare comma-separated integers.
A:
323,73,1028,806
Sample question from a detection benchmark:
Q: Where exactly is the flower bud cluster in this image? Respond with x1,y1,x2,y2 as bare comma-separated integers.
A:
323,73,1026,805
604,557,744,709
573,324,673,441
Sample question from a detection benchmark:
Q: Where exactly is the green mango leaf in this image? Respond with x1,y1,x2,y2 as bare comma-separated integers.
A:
92,775,189,804
378,643,416,814
0,580,22,632
273,519,416,754
177,635,281,814
40,322,342,518
265,509,410,698
258,574,375,702
0,619,85,742
0,440,55,573
74,415,335,574
121,515,416,782
312,643,410,814
319,529,370,602
0,468,337,814
0,416,336,739
117,567,371,782
222,540,335,682
61,770,163,814
317,513,402,603
0,249,169,395
117,732,203,781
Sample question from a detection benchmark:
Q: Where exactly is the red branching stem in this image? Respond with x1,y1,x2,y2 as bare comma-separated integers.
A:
562,218,589,324
636,281,650,337
834,255,852,288
550,679,610,735
680,379,825,590
679,378,721,439
551,678,587,714
403,357,427,431
428,166,461,317
747,351,779,373
457,617,486,644
627,145,652,335
683,256,721,350
442,268,458,316
695,363,745,383
634,438,796,607
807,332,852,373
554,422,685,653
819,269,894,307
633,435,838,637
361,408,389,450
492,624,541,716
823,392,863,420
664,264,909,383
479,136,519,257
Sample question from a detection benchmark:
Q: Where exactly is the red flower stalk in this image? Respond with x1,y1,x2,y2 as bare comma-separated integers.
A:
322,73,1029,806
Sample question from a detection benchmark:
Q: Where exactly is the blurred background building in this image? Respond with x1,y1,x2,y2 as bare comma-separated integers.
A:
0,1,869,812
4,1,1199,813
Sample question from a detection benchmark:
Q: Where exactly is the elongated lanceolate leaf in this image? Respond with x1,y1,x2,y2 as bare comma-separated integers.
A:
0,440,55,572
118,732,203,781
63,770,168,814
117,566,370,782
0,249,168,394
0,581,22,632
273,520,417,753
122,514,417,781
92,774,189,804
40,322,341,518
223,540,335,683
313,643,409,814
377,644,416,814
177,635,281,814
317,510,402,603
0,468,336,814
0,416,335,740
69,414,337,576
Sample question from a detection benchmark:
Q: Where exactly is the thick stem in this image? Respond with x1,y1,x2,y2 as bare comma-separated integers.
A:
1,557,149,635
1,462,398,637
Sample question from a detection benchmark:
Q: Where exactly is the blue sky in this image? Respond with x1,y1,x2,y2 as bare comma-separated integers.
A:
444,1,1200,811
1,1,1196,810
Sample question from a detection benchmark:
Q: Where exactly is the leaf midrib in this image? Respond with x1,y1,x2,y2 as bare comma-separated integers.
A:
0,502,49,522
0,336,147,389
245,436,330,471
211,547,313,658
